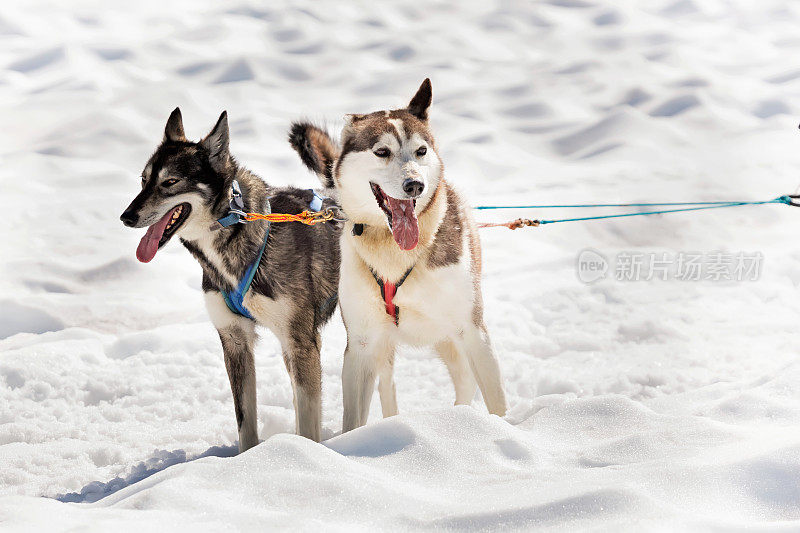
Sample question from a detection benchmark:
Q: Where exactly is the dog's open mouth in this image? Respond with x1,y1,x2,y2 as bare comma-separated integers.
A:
370,182,418,251
136,203,191,263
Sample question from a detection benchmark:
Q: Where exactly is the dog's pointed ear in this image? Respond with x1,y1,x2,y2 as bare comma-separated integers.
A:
407,78,432,121
200,111,230,173
344,113,365,125
164,107,186,142
342,113,367,143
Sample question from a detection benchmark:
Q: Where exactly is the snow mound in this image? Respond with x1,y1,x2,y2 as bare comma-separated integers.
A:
0,300,64,339
4,406,800,530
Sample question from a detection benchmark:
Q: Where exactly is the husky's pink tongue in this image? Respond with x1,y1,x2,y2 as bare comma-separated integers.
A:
136,207,179,263
386,196,419,250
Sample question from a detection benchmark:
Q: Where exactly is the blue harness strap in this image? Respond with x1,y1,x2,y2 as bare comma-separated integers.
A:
220,188,272,319
221,221,270,320
220,189,332,320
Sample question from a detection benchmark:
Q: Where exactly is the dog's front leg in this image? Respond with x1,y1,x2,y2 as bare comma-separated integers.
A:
221,323,259,452
342,338,375,433
377,354,398,418
342,333,394,432
205,292,259,453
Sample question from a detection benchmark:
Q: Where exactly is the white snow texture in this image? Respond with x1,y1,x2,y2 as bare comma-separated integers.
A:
2,0,800,531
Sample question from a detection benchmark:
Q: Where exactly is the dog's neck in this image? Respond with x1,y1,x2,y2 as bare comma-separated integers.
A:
346,178,448,283
181,166,271,292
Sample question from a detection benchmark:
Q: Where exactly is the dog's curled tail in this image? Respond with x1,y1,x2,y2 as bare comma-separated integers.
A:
289,122,338,189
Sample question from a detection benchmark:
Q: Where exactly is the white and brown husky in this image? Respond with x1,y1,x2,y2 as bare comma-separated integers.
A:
290,79,507,432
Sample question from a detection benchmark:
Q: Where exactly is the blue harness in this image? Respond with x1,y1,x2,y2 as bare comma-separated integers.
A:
216,183,328,320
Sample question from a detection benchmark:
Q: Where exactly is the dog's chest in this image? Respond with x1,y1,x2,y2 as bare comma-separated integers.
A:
388,262,475,344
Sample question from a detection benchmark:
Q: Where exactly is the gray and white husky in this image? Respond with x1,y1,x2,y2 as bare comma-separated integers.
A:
121,108,340,451
290,79,507,432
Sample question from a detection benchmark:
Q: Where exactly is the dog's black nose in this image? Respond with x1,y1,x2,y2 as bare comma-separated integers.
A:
120,210,138,227
402,179,425,198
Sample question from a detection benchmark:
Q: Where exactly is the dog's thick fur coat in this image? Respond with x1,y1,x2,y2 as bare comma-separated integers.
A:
122,109,340,450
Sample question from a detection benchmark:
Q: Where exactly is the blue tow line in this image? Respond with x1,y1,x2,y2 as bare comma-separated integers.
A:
474,195,800,226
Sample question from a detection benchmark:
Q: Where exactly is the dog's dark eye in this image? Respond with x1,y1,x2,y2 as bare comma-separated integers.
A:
162,178,179,187
374,147,391,158
141,177,146,187
416,146,427,157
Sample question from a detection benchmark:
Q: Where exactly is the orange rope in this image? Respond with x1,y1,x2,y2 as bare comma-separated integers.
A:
243,210,335,226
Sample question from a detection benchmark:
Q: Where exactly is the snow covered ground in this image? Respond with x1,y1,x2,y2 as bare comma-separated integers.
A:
3,0,800,530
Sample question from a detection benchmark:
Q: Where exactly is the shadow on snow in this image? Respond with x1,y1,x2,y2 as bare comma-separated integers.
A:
54,443,239,503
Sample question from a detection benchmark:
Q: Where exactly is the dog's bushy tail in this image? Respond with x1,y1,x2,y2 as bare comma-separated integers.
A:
289,122,338,189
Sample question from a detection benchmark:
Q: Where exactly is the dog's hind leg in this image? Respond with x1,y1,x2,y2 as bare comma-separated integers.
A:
377,353,398,418
436,338,478,406
282,326,322,442
463,323,507,417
